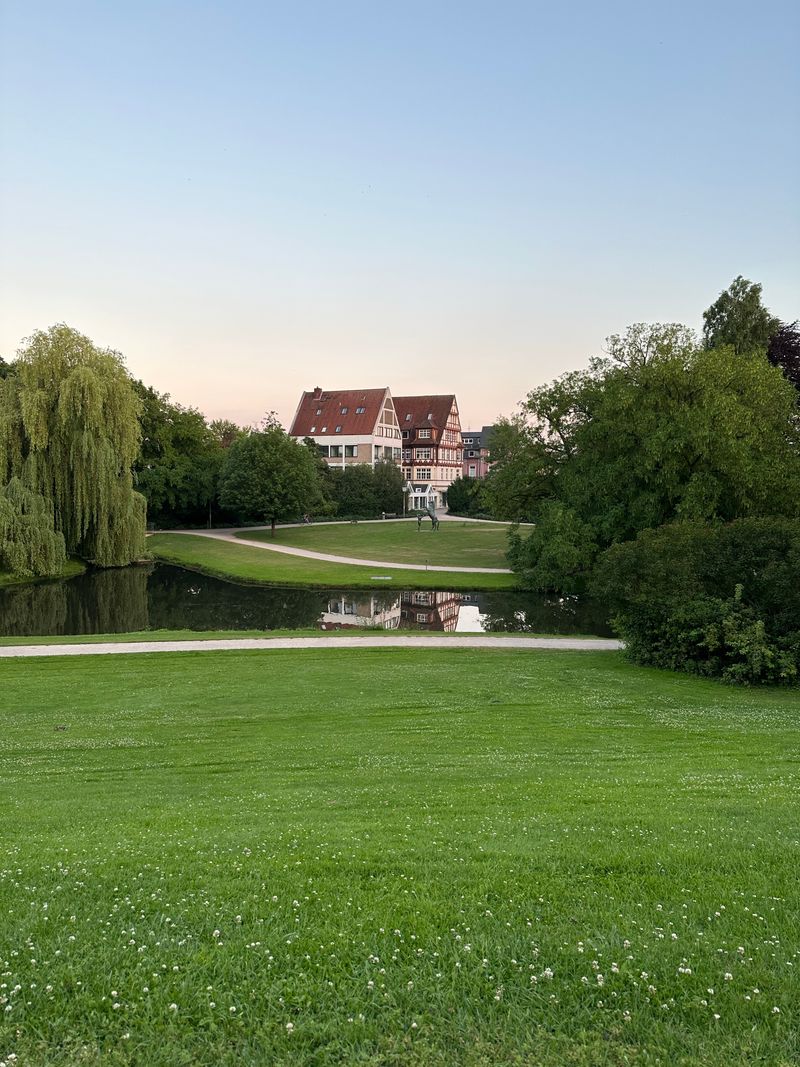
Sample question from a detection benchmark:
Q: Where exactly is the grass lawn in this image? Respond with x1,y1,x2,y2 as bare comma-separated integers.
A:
148,532,517,591
236,519,511,569
0,558,86,588
2,648,798,1066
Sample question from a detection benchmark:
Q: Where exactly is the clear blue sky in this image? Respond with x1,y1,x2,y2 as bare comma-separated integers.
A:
1,0,798,428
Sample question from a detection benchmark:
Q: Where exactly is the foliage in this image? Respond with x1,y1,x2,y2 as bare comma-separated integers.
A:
218,425,323,531
209,418,245,449
506,324,800,590
0,478,67,577
372,459,404,514
507,502,596,592
328,465,378,518
767,320,800,392
133,381,224,527
592,518,800,684
481,417,553,521
445,475,489,517
0,325,146,570
0,356,11,379
702,275,780,354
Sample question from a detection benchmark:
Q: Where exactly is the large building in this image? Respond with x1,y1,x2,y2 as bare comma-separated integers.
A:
393,394,462,510
461,425,495,478
289,387,402,467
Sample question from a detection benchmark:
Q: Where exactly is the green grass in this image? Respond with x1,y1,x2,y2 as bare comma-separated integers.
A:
0,558,86,588
0,630,609,647
148,533,518,591
236,519,511,569
2,648,798,1065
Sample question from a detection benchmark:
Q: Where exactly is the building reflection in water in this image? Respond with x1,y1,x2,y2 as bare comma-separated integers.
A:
321,595,402,630
400,591,462,631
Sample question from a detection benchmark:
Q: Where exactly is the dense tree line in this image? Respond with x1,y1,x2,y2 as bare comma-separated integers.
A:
488,278,799,684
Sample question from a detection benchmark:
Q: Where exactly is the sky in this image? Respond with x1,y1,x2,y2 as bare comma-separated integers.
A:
1,0,798,430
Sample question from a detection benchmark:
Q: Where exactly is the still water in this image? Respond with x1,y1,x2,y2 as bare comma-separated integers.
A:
0,563,613,638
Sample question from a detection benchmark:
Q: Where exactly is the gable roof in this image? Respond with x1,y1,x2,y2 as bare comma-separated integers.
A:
289,387,391,438
393,395,456,430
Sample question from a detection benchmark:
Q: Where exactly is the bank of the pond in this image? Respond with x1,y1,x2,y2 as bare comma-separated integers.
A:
0,557,86,588
148,531,518,590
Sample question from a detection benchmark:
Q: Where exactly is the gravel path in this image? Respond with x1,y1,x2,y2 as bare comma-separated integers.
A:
170,529,513,574
0,635,622,658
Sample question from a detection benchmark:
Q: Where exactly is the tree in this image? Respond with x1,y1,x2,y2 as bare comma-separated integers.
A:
209,418,244,449
373,460,404,514
507,502,596,592
767,321,800,392
481,417,553,522
218,425,323,533
505,323,800,589
0,478,67,577
0,356,11,380
0,325,146,571
133,382,223,527
702,276,779,355
329,465,378,518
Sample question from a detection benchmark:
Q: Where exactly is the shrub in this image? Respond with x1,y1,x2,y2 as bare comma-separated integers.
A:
593,518,800,685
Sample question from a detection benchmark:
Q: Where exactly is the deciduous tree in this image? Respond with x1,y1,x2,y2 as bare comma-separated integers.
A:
0,325,146,570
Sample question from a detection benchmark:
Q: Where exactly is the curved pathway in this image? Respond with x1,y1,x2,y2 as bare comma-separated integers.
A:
0,635,621,658
168,528,513,575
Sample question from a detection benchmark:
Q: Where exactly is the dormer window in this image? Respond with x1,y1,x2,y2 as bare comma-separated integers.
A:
310,426,316,433
321,425,327,432
356,406,366,414
335,425,342,433
341,406,348,415
316,408,322,415
405,414,411,421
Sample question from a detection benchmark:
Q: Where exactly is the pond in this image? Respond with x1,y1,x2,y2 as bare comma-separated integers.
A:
0,563,614,638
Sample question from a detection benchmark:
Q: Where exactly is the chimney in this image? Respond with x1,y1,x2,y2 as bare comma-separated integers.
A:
312,386,322,400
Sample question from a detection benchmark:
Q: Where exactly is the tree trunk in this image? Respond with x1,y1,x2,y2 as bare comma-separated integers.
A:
271,517,276,537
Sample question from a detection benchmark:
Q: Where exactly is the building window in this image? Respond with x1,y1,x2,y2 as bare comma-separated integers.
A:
416,613,428,623
341,406,348,414
316,408,322,415
405,414,411,421
463,438,473,445
416,468,431,480
335,425,342,433
318,445,329,457
469,465,477,477
415,448,431,461
345,444,358,457
356,406,365,414
468,450,476,457
418,428,431,439
403,468,412,479
310,425,316,433
329,445,342,458
321,425,327,432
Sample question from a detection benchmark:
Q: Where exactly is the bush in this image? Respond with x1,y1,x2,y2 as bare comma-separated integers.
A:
592,518,800,685
508,502,597,592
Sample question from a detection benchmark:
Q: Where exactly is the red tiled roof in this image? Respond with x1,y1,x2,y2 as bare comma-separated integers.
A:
393,395,456,430
289,387,390,437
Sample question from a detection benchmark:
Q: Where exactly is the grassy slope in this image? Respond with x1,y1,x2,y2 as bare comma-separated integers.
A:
148,532,517,590
236,519,511,568
2,648,798,1066
0,630,607,646
0,558,86,588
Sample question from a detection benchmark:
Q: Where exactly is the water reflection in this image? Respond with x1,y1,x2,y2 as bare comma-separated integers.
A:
0,564,613,638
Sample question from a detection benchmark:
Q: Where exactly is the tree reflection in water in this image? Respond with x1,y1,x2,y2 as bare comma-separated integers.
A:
0,565,612,637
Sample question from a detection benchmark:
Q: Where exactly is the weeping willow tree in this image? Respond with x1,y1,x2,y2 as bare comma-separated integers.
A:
0,478,67,577
0,325,146,573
